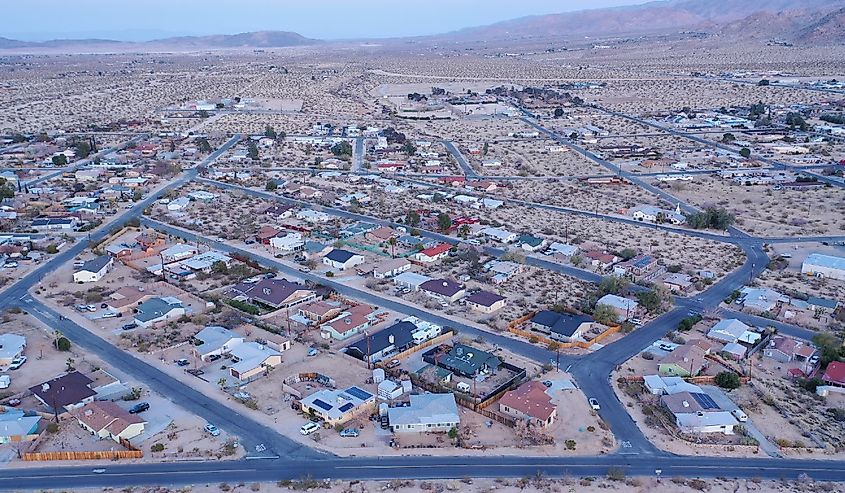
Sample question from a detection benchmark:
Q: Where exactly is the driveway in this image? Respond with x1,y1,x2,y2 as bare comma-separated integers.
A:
701,385,782,458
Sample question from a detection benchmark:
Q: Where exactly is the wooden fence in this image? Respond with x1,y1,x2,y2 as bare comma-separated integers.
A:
23,450,143,461
507,324,621,350
478,407,516,428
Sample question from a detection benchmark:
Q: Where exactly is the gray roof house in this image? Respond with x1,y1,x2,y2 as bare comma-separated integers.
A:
388,393,460,433
133,297,185,328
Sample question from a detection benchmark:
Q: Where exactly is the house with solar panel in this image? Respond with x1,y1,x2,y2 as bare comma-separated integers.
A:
660,391,736,435
299,386,375,425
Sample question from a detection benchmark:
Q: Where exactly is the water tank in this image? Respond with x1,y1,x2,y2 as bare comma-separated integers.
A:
373,368,385,384
379,402,389,417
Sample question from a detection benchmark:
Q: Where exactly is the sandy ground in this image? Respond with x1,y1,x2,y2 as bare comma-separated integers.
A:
51,476,845,493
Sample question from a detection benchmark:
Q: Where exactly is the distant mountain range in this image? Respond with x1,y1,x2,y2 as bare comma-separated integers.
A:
0,30,317,51
1,0,844,52
444,0,845,44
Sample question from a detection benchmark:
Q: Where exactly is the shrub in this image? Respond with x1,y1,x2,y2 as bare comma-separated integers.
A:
56,337,71,351
607,467,625,481
151,443,165,452
715,371,740,390
46,422,59,433
564,439,576,450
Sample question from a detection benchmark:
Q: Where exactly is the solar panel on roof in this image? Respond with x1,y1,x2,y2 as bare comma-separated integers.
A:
312,399,333,411
691,393,719,410
338,403,354,413
345,386,373,401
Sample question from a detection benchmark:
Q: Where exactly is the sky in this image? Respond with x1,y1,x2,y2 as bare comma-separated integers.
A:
3,0,650,41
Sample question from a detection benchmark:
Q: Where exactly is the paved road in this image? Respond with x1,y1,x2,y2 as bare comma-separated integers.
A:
352,137,365,172
442,140,479,179
4,453,845,490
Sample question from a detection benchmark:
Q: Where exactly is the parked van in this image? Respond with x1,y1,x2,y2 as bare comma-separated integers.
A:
0,375,10,389
300,422,320,436
731,409,748,422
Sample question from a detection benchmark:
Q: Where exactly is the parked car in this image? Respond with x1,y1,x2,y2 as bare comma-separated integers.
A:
174,358,190,367
85,305,97,312
121,323,138,331
542,380,553,388
129,402,150,414
307,348,319,357
339,428,360,438
731,409,748,422
208,354,222,362
9,356,27,370
386,359,401,369
101,311,120,319
380,415,390,429
588,398,600,411
5,398,21,407
204,424,221,436
300,422,320,436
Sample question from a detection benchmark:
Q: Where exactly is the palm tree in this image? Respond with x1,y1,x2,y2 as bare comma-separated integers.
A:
388,236,397,258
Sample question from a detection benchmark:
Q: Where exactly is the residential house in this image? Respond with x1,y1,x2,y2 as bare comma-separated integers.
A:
320,304,375,341
32,217,78,231
630,204,686,225
822,361,845,387
596,294,639,321
71,401,146,443
464,291,507,314
365,226,399,243
256,226,282,245
547,242,578,257
262,204,295,219
179,251,232,274
0,410,40,444
479,227,518,244
420,279,466,304
663,273,694,293
193,326,244,361
228,278,316,310
763,336,817,363
430,343,500,378
530,311,596,342
297,300,343,325
166,197,191,211
802,253,845,281
643,375,704,396
300,386,375,425
0,334,26,367
738,286,786,313
30,372,97,413
345,321,416,363
135,232,164,250
613,254,664,282
388,393,459,433
228,342,283,382
133,297,185,328
413,243,452,263
323,249,366,271
485,260,523,284
393,272,432,292
373,258,412,279
661,391,735,435
269,232,304,253
706,319,761,345
160,244,199,264
659,343,709,377
106,286,146,314
518,234,546,253
498,380,557,428
584,250,619,271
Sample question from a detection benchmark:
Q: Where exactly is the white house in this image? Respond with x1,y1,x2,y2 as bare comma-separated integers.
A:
73,256,114,284
160,244,199,264
269,232,304,253
193,326,244,361
323,249,366,270
479,227,518,244
596,294,638,321
373,258,412,279
388,393,459,433
630,204,685,225
167,197,191,211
